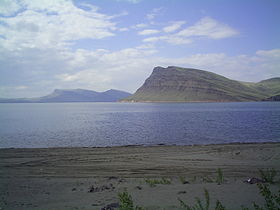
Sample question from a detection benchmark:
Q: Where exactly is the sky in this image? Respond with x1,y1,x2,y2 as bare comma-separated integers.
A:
0,0,280,98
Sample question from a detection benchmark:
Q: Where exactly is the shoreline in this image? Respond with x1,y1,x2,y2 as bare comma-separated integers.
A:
1,142,279,178
1,140,279,150
1,142,279,209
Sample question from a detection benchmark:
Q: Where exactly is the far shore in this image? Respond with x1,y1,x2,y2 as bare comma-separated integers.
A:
0,142,279,209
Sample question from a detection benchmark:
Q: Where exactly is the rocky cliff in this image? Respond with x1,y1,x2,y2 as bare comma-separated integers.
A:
122,66,280,102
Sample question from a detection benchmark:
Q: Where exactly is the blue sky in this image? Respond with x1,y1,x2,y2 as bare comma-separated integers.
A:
0,0,280,98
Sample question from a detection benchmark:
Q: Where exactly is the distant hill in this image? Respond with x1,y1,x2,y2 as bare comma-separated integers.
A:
0,89,131,103
262,94,280,101
241,78,280,96
122,66,280,102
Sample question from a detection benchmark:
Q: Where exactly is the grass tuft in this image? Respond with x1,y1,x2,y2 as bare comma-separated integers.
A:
216,168,225,185
259,168,277,184
252,183,280,210
202,176,214,183
145,178,171,187
118,190,144,210
178,189,225,210
180,176,189,184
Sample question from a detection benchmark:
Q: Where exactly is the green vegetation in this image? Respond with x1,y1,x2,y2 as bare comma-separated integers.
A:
216,168,225,185
200,169,225,184
215,200,226,210
117,169,279,209
240,183,280,210
145,178,171,187
191,176,197,183
118,191,144,210
259,168,277,184
117,182,280,210
123,66,280,102
244,78,280,96
179,176,189,184
202,176,214,183
252,184,280,210
178,189,226,210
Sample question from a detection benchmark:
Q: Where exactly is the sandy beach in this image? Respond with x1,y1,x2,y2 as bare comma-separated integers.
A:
0,143,280,209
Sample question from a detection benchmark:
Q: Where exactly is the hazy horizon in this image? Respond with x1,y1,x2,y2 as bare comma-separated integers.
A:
1,0,280,98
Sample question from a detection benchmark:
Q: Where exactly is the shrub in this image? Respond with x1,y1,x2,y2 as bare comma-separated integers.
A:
252,183,280,210
259,168,277,184
118,191,144,210
118,191,134,210
178,189,225,210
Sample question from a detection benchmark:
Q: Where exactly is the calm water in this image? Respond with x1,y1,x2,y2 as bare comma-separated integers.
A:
0,102,279,148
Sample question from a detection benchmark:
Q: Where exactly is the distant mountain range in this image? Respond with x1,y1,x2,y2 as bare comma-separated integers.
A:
0,89,132,103
2,66,280,103
122,66,280,102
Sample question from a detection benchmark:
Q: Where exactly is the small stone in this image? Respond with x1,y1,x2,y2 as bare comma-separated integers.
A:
108,176,118,180
101,202,119,210
136,186,142,190
244,177,265,184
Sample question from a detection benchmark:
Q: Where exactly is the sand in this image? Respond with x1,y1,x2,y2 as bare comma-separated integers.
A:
0,143,280,209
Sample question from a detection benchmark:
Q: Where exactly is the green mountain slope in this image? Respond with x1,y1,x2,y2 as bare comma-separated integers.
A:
242,78,280,96
123,66,279,102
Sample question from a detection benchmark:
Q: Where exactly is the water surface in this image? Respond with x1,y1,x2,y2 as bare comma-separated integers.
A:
0,102,279,148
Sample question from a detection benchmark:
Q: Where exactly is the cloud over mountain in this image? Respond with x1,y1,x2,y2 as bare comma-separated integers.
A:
0,0,279,98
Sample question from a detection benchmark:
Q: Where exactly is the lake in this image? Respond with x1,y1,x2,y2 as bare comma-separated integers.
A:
0,102,279,148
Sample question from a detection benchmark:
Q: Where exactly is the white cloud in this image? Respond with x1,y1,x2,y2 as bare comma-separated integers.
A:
256,49,280,59
138,29,160,35
136,43,156,49
1,42,280,98
0,0,21,16
169,50,280,81
143,36,164,42
15,86,28,90
146,7,163,20
142,17,238,45
119,27,129,32
163,21,186,33
132,23,149,29
58,48,280,93
165,37,192,45
143,35,192,45
115,0,141,3
54,47,159,93
177,17,239,39
0,2,278,99
55,48,280,89
0,0,116,50
109,10,129,19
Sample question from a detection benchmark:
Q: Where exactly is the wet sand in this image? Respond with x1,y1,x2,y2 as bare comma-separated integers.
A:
0,143,280,209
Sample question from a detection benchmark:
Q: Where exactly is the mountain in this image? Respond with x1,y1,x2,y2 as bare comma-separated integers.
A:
262,94,280,101
242,78,280,96
122,66,280,102
0,89,131,103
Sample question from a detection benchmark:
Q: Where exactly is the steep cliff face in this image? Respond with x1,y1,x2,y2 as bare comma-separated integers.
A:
123,66,278,102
